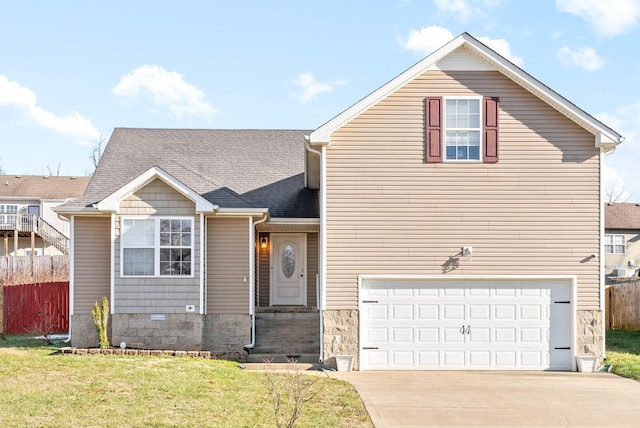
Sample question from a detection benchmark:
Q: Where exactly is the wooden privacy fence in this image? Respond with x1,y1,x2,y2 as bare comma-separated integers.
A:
606,281,640,330
0,255,69,286
1,281,69,334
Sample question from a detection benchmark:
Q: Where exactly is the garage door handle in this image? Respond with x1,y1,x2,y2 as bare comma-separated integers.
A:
362,300,379,304
554,347,571,350
363,347,379,350
554,301,571,304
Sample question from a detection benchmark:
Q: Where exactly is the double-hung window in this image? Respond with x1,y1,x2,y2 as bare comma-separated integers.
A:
121,217,193,276
604,234,625,254
0,204,18,225
444,97,481,161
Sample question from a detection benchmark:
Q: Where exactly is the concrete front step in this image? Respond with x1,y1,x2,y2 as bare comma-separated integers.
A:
246,353,320,364
240,362,325,371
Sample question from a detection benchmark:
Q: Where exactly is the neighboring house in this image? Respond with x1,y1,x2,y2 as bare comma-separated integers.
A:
57,33,623,371
604,203,640,277
0,175,90,256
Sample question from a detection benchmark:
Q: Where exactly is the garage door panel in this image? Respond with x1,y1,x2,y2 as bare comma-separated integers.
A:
418,304,439,319
418,328,439,343
443,304,465,320
361,279,573,371
494,304,517,320
469,327,491,343
392,327,414,343
392,304,413,320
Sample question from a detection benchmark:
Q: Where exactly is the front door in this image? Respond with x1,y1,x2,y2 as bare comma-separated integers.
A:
270,233,306,306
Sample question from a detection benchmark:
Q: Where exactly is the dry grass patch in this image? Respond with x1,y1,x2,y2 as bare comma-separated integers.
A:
0,336,372,427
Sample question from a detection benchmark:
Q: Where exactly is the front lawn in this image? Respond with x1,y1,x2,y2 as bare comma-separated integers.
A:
0,335,372,427
606,330,640,381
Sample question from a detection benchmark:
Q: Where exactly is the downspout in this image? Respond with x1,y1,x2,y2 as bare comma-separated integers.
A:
600,147,606,360
64,215,75,343
305,137,325,363
244,213,268,351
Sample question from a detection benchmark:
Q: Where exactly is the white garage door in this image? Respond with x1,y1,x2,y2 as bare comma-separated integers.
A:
360,278,573,370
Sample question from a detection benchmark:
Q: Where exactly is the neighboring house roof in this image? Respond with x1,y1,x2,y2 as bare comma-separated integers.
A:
63,128,318,218
605,203,640,230
0,175,90,200
309,32,623,151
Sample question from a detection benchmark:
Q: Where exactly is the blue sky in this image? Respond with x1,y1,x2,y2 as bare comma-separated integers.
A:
1,0,639,200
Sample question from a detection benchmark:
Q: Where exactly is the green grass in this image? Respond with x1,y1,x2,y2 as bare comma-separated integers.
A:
606,330,640,381
0,335,372,427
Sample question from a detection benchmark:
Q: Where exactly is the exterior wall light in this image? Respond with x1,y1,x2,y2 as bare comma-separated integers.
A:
260,236,269,250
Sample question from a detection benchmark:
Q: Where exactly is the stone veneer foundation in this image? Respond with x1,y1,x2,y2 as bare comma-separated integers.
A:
323,309,360,370
70,314,105,348
576,310,604,361
111,313,204,351
203,313,251,352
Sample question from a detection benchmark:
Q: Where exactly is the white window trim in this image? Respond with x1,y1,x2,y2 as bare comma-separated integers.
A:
120,215,195,278
604,233,626,255
443,95,483,162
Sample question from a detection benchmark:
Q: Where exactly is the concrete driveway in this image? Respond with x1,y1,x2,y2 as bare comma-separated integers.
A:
328,371,640,427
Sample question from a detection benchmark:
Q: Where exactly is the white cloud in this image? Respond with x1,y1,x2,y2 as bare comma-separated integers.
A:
291,72,346,103
0,74,100,141
398,26,455,55
477,37,524,67
558,46,605,71
433,0,502,23
398,27,524,66
556,0,640,37
113,65,216,119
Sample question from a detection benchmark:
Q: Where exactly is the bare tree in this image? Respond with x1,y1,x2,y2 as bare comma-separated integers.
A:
90,135,106,172
605,183,630,203
0,157,5,174
46,163,61,176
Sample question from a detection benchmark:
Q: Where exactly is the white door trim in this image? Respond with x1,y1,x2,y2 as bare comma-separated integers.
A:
270,233,307,306
358,274,577,371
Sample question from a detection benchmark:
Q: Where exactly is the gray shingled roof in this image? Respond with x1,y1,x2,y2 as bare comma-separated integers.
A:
605,203,640,230
70,128,318,218
0,175,90,199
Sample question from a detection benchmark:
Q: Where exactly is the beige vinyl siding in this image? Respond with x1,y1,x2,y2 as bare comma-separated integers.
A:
113,179,200,313
325,70,601,310
207,217,250,314
306,232,318,307
73,216,110,315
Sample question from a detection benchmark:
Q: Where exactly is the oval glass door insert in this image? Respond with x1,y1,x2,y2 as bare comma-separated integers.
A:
281,244,296,278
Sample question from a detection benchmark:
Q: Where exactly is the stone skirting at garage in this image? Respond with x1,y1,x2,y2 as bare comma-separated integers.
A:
111,313,204,351
576,309,604,360
323,309,359,370
203,313,251,353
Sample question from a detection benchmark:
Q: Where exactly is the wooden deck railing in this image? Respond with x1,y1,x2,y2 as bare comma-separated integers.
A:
0,214,69,255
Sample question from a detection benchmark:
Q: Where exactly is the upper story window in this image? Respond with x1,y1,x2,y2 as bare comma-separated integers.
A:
425,96,499,164
121,217,193,277
0,204,18,225
605,234,625,254
445,97,481,161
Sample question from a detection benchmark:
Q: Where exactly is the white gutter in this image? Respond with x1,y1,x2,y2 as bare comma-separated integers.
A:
244,213,269,351
600,148,606,360
199,213,205,315
305,137,325,363
64,215,75,343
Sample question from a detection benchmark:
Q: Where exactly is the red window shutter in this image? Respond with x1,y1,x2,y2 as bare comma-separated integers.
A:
425,97,443,163
483,97,499,163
